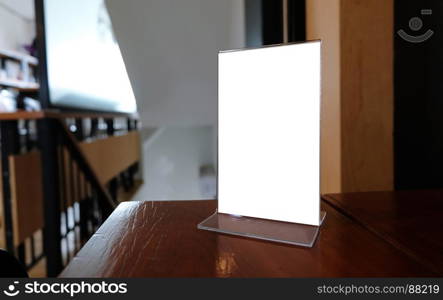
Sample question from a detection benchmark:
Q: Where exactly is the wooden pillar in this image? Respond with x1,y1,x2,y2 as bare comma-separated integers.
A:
307,0,342,193
307,0,394,193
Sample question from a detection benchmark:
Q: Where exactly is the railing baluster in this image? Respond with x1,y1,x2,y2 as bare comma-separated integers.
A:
71,160,80,252
74,118,84,249
79,184,90,243
105,118,119,202
24,120,32,151
37,118,63,276
90,118,98,138
63,157,74,261
127,117,138,189
75,118,83,140
17,243,26,264
0,120,19,256
58,144,70,266
30,234,36,264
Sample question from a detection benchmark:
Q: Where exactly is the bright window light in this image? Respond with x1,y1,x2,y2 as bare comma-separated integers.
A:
44,0,137,113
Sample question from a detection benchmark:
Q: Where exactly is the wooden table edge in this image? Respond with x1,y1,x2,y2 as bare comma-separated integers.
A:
321,194,441,276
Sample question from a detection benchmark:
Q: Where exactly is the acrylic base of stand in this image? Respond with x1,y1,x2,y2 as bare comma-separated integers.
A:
198,211,326,248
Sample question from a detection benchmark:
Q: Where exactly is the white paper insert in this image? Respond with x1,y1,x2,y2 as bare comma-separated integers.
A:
218,41,321,226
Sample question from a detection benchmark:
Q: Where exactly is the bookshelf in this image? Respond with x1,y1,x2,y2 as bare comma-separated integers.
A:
0,50,39,88
0,49,38,67
0,78,39,92
0,49,39,109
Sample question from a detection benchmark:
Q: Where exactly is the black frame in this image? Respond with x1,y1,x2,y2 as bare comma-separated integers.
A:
246,0,306,46
287,0,306,42
34,0,50,109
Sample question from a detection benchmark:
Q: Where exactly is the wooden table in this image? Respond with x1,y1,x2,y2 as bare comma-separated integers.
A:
60,193,441,277
323,190,443,276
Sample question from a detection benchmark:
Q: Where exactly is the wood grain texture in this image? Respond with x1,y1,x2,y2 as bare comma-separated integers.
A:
0,111,45,120
60,200,434,278
80,132,140,184
340,0,394,192
9,151,44,246
306,0,342,194
323,190,443,276
45,110,139,120
306,0,394,193
0,110,137,121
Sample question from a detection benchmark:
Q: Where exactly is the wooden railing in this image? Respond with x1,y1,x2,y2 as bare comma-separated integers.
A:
0,110,140,276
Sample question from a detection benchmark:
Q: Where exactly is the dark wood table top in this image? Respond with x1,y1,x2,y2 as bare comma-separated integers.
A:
323,190,443,276
60,199,436,278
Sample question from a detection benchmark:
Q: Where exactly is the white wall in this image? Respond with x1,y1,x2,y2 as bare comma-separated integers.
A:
132,126,215,201
0,0,35,52
106,0,246,127
104,1,246,200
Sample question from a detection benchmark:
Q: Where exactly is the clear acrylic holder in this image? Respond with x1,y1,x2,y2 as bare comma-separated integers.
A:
198,211,326,248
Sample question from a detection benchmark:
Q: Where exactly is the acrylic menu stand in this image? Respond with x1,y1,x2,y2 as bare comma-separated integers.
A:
199,41,325,248
198,211,326,248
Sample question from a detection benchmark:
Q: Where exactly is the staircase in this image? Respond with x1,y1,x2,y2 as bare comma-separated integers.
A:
0,110,141,276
